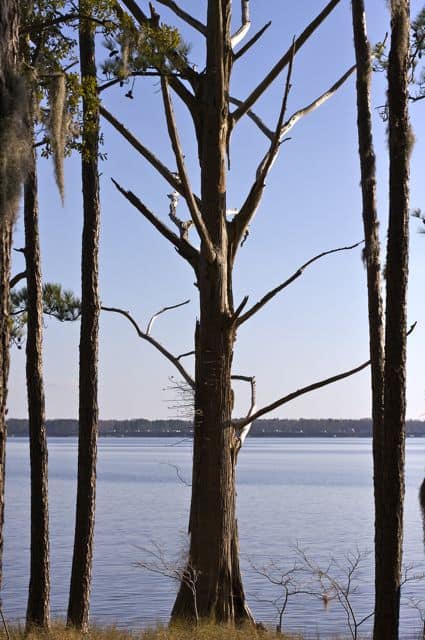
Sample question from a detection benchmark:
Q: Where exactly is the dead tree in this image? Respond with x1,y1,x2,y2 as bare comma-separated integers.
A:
103,0,369,624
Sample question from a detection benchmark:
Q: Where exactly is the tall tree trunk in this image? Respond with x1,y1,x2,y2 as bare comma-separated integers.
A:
374,1,411,638
0,0,24,597
350,1,386,635
67,5,100,630
24,142,50,629
172,1,252,624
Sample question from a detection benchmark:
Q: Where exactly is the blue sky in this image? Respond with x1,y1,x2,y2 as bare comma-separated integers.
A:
9,0,425,420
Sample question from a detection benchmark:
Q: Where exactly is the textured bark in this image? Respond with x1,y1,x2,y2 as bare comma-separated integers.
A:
350,2,385,634
24,144,50,629
171,1,252,624
0,0,20,597
374,1,411,638
67,6,100,630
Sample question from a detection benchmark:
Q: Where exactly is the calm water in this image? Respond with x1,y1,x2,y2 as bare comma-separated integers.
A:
3,437,425,638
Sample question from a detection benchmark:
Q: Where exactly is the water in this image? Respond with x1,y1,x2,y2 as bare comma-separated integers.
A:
3,437,425,638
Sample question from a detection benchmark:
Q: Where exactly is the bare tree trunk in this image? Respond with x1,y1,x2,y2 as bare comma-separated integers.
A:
67,5,100,630
0,0,23,597
350,1,385,634
172,1,252,624
24,142,50,629
374,1,411,638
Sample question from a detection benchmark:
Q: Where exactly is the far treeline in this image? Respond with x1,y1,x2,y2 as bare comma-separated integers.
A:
7,418,425,438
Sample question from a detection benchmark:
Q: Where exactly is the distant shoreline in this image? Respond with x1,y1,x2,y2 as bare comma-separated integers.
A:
7,417,425,438
7,433,425,438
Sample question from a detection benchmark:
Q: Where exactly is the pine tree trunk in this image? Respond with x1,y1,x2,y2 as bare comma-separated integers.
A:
67,6,100,630
24,144,50,629
374,1,411,638
172,0,252,624
0,0,21,597
350,2,386,635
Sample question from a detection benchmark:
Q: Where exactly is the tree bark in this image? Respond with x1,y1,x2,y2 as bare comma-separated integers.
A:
350,2,386,636
172,1,252,624
24,142,50,629
67,5,100,630
374,1,411,638
0,0,21,597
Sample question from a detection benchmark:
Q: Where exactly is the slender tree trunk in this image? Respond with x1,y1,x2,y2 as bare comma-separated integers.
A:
172,1,252,624
24,142,50,629
0,224,11,600
374,1,411,638
67,5,100,630
350,2,386,635
0,0,23,597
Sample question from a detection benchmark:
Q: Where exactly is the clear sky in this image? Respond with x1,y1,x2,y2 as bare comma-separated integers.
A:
9,0,425,421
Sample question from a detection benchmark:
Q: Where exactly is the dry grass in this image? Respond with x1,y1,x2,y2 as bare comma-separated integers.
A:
5,622,301,640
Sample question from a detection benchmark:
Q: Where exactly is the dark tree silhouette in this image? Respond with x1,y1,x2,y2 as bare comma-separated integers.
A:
67,1,101,630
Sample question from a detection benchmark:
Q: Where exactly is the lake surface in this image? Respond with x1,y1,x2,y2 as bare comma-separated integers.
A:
3,437,425,639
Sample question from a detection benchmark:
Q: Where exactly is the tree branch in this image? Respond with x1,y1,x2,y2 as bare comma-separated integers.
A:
101,305,195,388
117,0,198,113
233,21,272,61
98,70,185,93
236,241,364,326
111,178,199,267
155,0,206,35
236,321,417,429
280,64,356,138
231,0,251,49
161,77,215,263
237,360,370,429
231,64,356,142
232,375,257,451
176,350,195,361
231,0,341,123
230,39,296,252
10,271,27,289
146,299,190,335
101,106,202,208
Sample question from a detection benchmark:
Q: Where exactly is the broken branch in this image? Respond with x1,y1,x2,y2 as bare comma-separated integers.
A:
237,241,364,326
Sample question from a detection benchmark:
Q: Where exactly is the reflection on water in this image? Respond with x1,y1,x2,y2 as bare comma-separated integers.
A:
4,437,425,638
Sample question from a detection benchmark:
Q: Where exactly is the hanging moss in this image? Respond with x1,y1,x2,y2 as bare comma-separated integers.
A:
0,73,30,227
46,73,67,203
